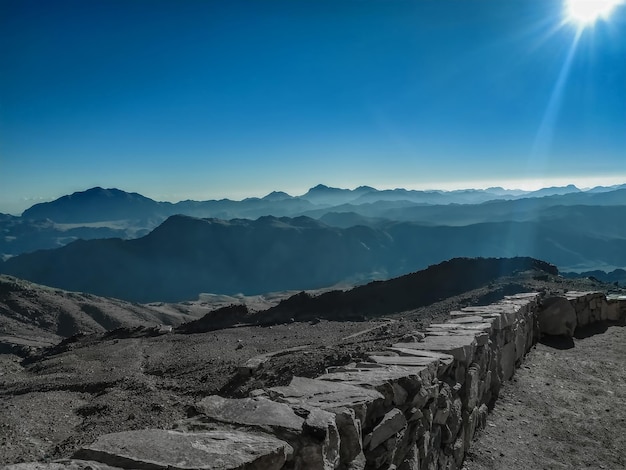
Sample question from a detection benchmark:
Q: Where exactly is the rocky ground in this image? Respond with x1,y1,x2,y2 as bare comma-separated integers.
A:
0,271,623,467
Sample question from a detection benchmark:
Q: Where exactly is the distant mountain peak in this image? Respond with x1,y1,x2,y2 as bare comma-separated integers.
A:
262,191,292,201
306,184,343,193
22,186,162,223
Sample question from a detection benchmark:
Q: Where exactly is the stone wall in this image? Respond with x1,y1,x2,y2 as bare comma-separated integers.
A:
8,292,626,470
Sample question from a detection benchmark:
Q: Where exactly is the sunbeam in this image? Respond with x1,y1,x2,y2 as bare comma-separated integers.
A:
531,28,583,162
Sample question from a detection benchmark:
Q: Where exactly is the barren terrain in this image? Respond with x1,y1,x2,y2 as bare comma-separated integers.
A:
0,269,623,467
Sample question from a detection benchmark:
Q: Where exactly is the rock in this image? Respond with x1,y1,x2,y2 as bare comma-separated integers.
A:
500,341,516,381
397,332,425,343
73,429,293,470
268,376,384,419
388,347,454,377
538,297,577,337
368,408,407,450
3,461,121,470
193,396,340,470
195,395,303,432
366,355,439,379
268,377,382,467
394,334,476,364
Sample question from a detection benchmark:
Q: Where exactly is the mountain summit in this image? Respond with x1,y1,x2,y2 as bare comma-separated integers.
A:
22,187,169,222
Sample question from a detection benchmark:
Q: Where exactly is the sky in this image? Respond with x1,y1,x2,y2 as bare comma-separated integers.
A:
1,0,625,214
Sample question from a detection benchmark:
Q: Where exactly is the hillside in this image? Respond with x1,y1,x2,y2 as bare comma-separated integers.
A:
0,276,201,355
177,257,558,332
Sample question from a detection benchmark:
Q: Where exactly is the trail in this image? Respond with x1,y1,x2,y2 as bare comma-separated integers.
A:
463,322,626,470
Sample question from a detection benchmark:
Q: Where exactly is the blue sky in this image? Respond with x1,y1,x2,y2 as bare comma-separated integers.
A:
1,0,625,214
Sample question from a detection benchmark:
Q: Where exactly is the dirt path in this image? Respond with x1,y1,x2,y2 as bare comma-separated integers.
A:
463,322,626,470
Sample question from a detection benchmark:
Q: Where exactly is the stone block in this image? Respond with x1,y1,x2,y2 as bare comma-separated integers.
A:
367,355,439,381
268,376,382,466
465,365,480,410
388,348,454,378
268,376,383,420
538,297,577,337
395,335,476,364
398,444,420,470
183,396,341,470
514,320,528,361
195,395,304,432
368,408,407,451
319,366,434,413
3,462,121,470
73,429,293,470
606,299,621,321
500,341,516,381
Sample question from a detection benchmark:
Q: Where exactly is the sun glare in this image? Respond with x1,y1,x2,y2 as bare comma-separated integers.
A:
566,0,623,25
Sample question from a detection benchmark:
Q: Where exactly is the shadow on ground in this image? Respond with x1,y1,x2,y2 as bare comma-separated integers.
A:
540,320,625,350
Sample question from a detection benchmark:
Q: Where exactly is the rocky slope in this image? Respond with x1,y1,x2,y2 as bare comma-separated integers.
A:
1,260,621,466
0,276,202,355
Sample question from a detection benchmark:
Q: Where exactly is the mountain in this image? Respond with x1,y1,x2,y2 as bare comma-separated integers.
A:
0,216,391,302
4,184,625,268
2,210,625,303
261,191,293,201
562,268,626,285
523,184,581,198
584,183,626,194
299,184,375,205
22,187,172,223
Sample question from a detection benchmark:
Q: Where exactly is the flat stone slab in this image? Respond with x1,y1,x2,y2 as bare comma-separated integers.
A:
195,395,303,431
268,376,384,411
3,462,121,470
367,408,406,450
394,334,476,363
318,365,431,390
367,354,438,369
445,315,487,323
386,347,454,375
73,429,292,470
428,322,493,332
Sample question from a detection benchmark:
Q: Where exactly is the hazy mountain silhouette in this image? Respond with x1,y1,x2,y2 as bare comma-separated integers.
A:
0,218,131,258
562,268,626,285
22,187,172,223
2,211,625,302
3,184,625,290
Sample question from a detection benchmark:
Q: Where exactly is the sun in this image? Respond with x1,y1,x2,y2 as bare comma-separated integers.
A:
566,0,624,25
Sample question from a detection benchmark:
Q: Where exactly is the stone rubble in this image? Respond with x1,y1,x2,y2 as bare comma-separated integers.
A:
7,292,625,470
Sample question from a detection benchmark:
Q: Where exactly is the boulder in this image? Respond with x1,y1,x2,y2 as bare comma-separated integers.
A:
538,296,577,337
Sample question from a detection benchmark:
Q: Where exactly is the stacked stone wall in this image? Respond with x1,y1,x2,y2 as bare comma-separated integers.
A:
8,292,626,470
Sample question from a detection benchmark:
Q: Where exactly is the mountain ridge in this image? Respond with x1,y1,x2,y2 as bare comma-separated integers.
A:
2,211,625,302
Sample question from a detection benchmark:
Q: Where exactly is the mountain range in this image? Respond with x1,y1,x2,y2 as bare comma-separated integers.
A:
1,183,625,301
